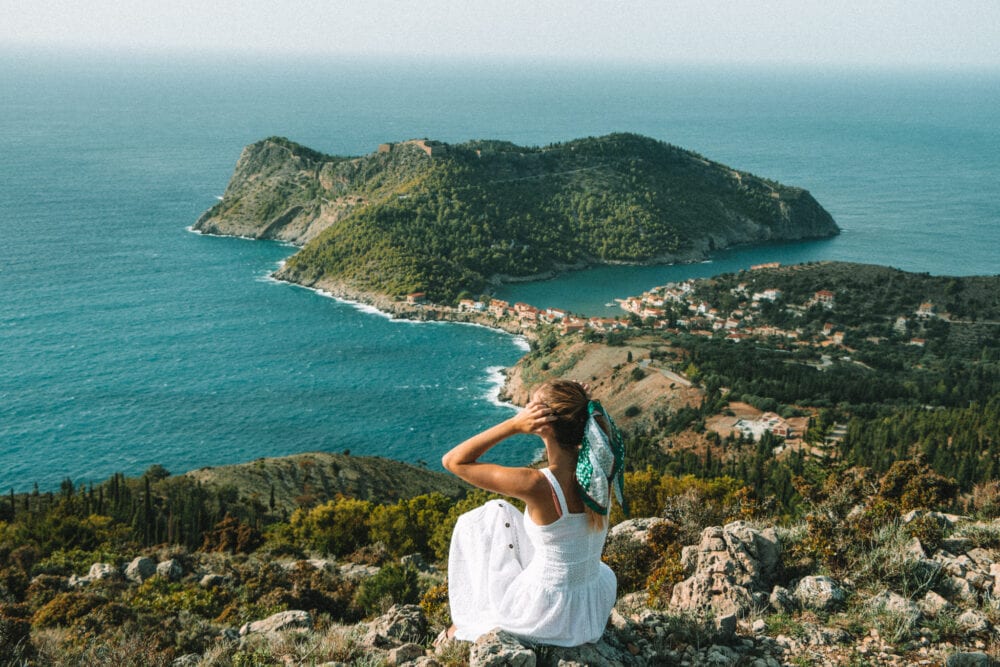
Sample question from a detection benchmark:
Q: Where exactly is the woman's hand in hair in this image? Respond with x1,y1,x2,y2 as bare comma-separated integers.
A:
510,399,556,436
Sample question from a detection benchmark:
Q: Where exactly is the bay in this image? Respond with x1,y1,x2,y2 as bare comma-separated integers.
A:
1,50,997,490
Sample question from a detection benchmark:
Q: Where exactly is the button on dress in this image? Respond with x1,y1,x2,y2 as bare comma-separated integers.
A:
448,468,616,646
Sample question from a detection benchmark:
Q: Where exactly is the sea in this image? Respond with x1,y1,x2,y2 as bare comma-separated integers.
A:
1,50,998,492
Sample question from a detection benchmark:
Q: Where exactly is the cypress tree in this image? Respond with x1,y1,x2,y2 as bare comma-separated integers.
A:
144,475,153,545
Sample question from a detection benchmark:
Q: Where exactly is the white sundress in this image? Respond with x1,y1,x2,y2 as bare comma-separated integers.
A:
447,468,617,646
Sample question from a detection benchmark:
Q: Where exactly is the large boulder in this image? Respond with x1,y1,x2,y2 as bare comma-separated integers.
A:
669,521,780,616
125,557,156,583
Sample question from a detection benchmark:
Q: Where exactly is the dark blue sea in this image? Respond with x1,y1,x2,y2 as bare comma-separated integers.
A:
1,50,998,491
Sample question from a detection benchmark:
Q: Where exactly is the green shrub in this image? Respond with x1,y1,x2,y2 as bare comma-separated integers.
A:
290,496,373,556
369,493,452,558
354,563,422,617
32,592,103,628
419,582,451,632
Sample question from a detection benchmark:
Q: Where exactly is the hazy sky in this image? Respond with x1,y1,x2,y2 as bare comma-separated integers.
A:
2,0,998,69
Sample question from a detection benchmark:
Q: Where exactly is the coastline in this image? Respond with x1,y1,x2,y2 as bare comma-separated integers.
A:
272,272,539,341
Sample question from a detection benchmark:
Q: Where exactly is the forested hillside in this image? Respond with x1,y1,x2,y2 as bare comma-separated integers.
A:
195,134,838,301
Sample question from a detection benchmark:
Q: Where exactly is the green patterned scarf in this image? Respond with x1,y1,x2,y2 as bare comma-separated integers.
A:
575,400,628,516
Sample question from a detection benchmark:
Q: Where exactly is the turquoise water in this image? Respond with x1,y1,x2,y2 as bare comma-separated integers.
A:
1,51,998,491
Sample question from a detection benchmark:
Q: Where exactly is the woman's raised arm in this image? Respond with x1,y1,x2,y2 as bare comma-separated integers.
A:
441,401,554,503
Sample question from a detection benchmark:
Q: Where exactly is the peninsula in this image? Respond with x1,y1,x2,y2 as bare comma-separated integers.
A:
195,134,839,304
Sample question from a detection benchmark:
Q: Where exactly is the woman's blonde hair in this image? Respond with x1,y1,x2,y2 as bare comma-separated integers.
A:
533,379,609,530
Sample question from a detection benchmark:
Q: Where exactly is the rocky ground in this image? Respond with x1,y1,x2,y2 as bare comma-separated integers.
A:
35,510,1000,666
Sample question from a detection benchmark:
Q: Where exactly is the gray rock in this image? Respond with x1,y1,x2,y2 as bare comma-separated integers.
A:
543,641,635,667
948,575,978,604
905,537,926,559
401,553,433,573
171,655,201,667
88,562,119,581
413,658,443,667
339,562,381,581
966,547,994,569
199,573,227,588
156,559,183,581
902,509,964,528
239,609,312,636
793,576,845,612
714,613,737,641
870,590,921,619
703,644,738,665
958,609,991,634
946,651,990,667
470,630,536,667
919,590,952,617
388,642,426,665
609,517,670,546
125,556,157,583
769,585,794,613
363,604,427,647
670,521,780,616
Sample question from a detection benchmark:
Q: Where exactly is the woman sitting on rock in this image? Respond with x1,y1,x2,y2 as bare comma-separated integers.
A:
440,379,626,647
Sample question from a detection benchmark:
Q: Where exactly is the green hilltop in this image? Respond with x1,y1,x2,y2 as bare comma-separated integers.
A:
195,134,839,302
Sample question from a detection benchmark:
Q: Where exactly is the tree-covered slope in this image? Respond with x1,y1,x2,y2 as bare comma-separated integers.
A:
196,134,839,301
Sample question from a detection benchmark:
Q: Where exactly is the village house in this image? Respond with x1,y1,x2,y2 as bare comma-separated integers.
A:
812,290,836,308
621,297,643,315
726,332,751,342
517,309,539,325
544,307,568,322
752,288,783,302
916,302,936,318
642,307,666,319
513,302,537,315
587,317,622,332
406,292,427,304
822,322,836,337
909,338,927,347
458,299,484,312
733,412,793,441
489,299,510,317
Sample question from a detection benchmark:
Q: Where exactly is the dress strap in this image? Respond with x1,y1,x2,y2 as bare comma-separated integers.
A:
540,468,570,518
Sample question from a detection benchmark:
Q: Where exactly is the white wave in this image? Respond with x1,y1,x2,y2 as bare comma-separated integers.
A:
483,365,516,410
185,226,258,241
